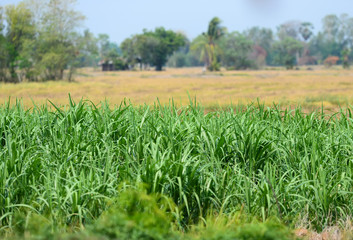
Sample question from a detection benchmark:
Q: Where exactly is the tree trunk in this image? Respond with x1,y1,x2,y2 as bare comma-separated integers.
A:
9,64,18,83
59,69,64,80
68,66,74,82
296,51,300,65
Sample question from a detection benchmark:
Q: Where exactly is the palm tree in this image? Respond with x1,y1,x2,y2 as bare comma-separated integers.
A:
299,22,314,42
191,17,226,71
191,35,212,68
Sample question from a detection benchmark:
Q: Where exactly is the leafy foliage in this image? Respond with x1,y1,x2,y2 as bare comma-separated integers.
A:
4,2,35,82
191,17,226,71
121,28,185,71
273,37,303,69
5,187,296,240
220,32,254,70
299,22,314,42
90,188,177,240
0,0,84,82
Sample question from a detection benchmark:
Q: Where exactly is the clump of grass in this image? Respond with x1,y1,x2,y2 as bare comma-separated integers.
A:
0,97,352,238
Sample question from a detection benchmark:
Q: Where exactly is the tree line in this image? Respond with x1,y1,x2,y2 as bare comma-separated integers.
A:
1,1,352,83
171,16,353,71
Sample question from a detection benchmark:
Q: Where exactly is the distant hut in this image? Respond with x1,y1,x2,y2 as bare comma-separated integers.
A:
101,60,114,71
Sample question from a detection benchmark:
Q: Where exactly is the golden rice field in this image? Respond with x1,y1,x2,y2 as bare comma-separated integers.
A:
1,66,353,110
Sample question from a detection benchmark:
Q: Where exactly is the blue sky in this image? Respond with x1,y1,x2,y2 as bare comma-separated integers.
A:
2,0,353,43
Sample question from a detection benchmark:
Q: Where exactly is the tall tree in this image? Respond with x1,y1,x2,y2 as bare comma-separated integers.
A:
244,27,273,50
0,7,7,81
205,17,226,70
97,34,110,60
5,2,35,82
121,29,184,71
298,22,315,65
322,14,340,42
299,22,314,42
277,21,301,41
340,14,353,50
310,14,353,64
190,34,213,68
191,17,226,71
309,32,341,62
277,21,308,65
244,27,274,65
76,29,99,67
31,0,85,81
321,14,353,48
143,27,185,71
120,34,158,70
120,36,139,68
273,37,303,69
220,32,254,70
135,34,159,69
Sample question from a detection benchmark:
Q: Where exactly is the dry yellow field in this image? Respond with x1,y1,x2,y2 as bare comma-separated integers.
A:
1,67,353,110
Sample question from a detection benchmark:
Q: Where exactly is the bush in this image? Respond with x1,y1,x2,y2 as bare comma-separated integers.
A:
188,216,295,240
89,188,178,240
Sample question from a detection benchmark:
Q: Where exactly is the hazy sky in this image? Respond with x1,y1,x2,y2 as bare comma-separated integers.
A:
2,0,353,43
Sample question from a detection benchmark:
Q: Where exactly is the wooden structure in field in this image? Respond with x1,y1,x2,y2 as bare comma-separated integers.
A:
101,61,114,71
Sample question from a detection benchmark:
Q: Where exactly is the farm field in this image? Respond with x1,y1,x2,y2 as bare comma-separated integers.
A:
0,97,353,239
1,68,353,239
2,0,353,238
1,67,353,111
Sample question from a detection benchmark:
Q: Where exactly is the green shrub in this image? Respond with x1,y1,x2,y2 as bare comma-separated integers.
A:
188,215,295,240
89,188,178,240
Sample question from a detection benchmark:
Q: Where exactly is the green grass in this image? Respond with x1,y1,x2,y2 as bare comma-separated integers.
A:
0,98,352,239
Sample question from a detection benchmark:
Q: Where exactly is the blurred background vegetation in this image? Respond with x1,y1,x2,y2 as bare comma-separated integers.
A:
0,0,352,81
